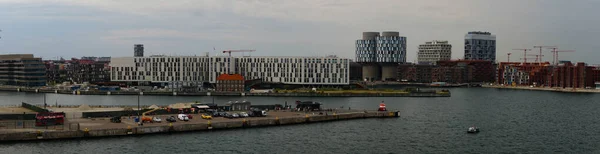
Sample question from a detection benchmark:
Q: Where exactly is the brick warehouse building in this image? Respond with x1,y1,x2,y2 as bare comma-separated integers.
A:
216,74,244,92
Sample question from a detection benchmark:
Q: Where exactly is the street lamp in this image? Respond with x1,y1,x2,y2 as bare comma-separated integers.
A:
137,90,141,120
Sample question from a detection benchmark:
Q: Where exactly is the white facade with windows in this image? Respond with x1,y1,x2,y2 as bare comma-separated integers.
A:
110,56,350,85
110,56,211,83
418,40,452,65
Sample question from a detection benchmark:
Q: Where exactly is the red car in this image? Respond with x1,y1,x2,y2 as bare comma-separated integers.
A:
186,114,193,119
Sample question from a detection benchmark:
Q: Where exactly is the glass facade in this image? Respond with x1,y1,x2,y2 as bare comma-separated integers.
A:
375,36,406,63
355,40,377,62
464,32,496,61
355,33,406,63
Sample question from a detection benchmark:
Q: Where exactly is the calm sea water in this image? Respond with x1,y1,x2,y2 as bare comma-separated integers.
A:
0,88,599,153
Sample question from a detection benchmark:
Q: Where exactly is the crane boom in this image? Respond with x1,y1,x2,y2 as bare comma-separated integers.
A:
533,45,555,63
512,49,532,63
552,50,575,65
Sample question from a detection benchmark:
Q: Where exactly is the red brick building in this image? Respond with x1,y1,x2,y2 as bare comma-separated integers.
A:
216,74,245,92
397,60,495,83
438,60,495,83
497,62,600,88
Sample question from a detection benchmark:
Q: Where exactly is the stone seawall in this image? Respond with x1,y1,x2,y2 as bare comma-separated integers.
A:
0,111,399,142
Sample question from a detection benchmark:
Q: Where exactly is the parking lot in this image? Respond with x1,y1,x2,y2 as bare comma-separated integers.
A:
69,110,339,130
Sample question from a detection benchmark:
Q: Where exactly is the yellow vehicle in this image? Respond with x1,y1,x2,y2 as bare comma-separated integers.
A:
201,114,212,119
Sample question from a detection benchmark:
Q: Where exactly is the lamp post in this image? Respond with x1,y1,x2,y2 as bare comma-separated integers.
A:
137,90,141,119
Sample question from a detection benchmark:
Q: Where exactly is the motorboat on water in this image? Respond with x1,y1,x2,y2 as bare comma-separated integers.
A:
378,102,387,111
467,126,480,133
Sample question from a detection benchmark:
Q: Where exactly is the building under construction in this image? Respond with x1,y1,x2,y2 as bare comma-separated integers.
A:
497,62,600,88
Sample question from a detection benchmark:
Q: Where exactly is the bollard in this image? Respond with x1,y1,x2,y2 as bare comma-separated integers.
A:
127,126,133,135
242,119,248,127
305,114,310,123
83,128,89,137
168,123,174,132
207,120,212,130
36,130,43,139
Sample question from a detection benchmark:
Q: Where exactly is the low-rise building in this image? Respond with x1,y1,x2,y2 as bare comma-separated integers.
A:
45,57,111,85
0,54,46,87
216,74,244,92
397,60,494,83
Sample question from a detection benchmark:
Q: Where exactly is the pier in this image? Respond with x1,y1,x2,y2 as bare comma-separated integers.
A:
0,110,399,142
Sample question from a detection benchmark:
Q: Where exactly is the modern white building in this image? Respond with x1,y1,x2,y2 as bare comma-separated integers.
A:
110,55,350,85
418,40,452,65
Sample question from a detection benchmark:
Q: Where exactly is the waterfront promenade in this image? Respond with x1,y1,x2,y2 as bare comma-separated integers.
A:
482,85,600,93
0,86,450,97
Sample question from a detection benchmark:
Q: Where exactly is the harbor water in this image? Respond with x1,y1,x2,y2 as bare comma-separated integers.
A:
0,88,599,153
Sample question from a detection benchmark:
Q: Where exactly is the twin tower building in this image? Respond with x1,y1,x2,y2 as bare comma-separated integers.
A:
355,31,496,81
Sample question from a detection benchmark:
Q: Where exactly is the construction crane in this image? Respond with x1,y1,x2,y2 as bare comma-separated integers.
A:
512,49,532,63
222,50,255,57
533,45,555,63
524,54,544,63
550,50,575,65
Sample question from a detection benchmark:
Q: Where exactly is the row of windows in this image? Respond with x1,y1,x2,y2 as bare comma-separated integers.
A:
376,47,404,51
465,40,495,45
376,37,406,41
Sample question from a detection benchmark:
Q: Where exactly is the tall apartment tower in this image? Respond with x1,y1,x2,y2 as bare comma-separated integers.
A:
355,31,406,81
376,31,407,63
464,31,496,61
418,40,452,65
356,32,407,63
134,44,144,57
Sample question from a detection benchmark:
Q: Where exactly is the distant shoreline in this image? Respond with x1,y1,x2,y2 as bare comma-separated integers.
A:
482,85,600,93
0,86,450,97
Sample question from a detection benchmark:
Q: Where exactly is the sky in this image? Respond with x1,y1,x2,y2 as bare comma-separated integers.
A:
0,0,599,63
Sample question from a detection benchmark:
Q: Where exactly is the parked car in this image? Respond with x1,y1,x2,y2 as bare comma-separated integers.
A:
224,113,234,119
166,116,177,122
201,114,212,119
178,114,189,121
152,116,162,123
110,116,121,123
141,116,153,123
186,114,193,119
218,112,228,117
212,111,220,117
239,112,249,117
232,113,240,118
250,110,268,117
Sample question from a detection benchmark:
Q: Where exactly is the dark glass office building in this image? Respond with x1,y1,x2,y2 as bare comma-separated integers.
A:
0,54,46,87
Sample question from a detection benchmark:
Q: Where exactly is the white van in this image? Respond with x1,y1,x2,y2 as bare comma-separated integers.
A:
177,114,189,121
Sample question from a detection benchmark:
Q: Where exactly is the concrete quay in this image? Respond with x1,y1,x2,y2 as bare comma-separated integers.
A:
0,110,400,142
482,85,600,93
0,86,450,97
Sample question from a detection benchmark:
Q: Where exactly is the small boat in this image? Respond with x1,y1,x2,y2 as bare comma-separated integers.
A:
467,126,480,133
378,102,387,111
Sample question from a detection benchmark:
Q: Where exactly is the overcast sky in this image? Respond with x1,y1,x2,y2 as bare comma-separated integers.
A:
0,0,599,63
